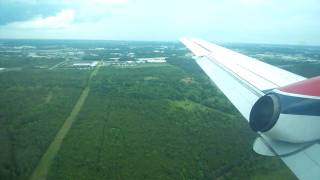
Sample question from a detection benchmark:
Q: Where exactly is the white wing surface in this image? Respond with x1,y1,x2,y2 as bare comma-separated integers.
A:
180,38,320,180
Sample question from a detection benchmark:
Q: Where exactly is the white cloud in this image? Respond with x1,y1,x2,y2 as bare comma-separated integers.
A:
72,0,130,22
90,0,129,5
239,0,267,5
1,0,319,45
5,9,75,29
5,0,128,5
37,0,129,6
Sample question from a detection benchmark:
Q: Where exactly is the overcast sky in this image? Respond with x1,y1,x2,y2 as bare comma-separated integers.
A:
0,0,319,45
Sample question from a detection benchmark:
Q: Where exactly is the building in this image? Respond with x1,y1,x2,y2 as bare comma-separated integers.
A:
72,61,99,68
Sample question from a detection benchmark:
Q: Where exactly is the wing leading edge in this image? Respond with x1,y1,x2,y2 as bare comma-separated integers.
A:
181,37,320,180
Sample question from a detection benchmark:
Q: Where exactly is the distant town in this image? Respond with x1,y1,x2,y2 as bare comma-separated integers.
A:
0,41,175,71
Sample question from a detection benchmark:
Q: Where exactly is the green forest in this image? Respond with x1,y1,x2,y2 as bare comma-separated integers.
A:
0,69,89,180
48,57,294,179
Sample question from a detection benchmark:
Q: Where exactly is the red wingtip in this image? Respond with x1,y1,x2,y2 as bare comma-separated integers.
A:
279,76,320,97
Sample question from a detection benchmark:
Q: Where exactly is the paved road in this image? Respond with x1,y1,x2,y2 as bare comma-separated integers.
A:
49,58,69,70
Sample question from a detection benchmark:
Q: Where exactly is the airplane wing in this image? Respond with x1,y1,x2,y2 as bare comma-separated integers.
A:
181,38,320,180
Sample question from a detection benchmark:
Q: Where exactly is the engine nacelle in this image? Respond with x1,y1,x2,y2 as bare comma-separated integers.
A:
249,76,320,143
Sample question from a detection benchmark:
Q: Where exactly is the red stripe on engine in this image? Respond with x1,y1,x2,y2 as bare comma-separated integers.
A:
279,76,320,96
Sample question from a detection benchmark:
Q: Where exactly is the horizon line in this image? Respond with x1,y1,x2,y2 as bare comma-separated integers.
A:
0,37,319,47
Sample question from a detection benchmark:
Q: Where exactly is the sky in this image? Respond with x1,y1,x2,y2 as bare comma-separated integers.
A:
0,0,319,45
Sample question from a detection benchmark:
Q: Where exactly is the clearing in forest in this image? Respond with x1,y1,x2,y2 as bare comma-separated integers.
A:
30,64,100,180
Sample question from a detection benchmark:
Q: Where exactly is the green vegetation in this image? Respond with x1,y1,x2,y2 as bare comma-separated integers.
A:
30,65,100,180
47,57,295,179
1,40,314,180
0,69,89,180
